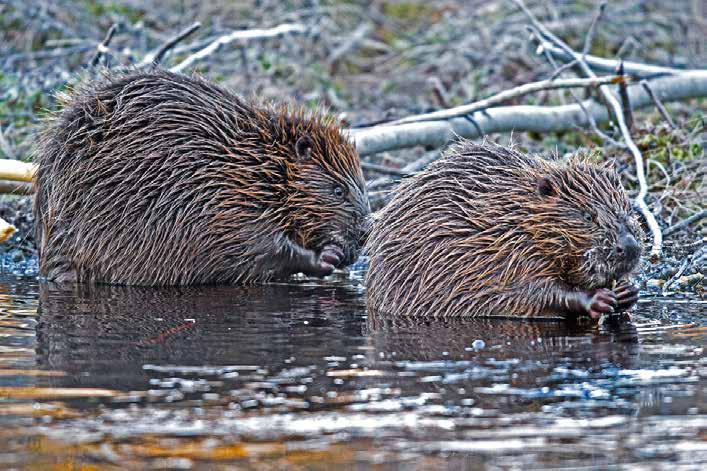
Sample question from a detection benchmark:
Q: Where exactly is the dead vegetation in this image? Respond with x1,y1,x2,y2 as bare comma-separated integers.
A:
0,0,704,267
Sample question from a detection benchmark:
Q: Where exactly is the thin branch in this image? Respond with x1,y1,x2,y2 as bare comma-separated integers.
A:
381,76,627,127
582,1,606,58
529,27,619,145
616,61,635,131
328,23,372,73
361,161,407,176
89,23,118,67
145,22,201,66
0,180,32,195
512,0,663,259
640,80,677,129
538,42,687,77
664,209,706,237
170,23,307,73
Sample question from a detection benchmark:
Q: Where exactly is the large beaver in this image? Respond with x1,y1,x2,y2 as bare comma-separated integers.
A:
34,70,370,285
365,140,643,319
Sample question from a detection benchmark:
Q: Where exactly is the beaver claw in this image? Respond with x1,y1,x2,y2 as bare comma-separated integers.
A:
614,280,639,312
566,288,617,319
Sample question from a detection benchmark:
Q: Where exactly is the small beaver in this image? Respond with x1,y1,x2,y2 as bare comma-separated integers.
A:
365,140,643,319
34,70,370,285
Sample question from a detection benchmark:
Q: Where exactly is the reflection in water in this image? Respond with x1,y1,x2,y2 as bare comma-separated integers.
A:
0,276,702,468
36,281,367,389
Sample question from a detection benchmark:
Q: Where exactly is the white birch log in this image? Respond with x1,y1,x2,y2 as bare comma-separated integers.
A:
351,71,707,156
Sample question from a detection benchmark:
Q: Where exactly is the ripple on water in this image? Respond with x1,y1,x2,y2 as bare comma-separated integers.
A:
0,274,704,468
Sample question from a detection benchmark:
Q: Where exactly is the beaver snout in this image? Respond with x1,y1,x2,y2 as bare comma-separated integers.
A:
615,232,641,267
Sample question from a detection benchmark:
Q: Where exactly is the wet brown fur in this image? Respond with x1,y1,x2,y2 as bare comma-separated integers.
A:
365,140,643,318
34,69,370,285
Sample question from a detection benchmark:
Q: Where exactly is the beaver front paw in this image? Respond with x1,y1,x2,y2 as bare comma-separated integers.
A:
303,245,344,278
566,288,617,319
585,288,619,319
614,281,639,312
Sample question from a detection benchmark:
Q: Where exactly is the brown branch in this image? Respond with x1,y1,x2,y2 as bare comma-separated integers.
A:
616,61,635,131
664,209,706,237
640,80,677,129
361,161,406,176
89,23,118,67
149,22,201,66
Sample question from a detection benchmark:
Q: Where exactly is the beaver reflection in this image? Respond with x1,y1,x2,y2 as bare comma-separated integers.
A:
365,311,639,367
36,280,366,390
35,279,639,394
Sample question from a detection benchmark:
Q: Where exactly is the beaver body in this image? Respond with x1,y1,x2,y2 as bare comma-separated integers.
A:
35,70,370,285
365,141,642,319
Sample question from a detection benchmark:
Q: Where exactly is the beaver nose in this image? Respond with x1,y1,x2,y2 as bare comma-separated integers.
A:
615,233,641,264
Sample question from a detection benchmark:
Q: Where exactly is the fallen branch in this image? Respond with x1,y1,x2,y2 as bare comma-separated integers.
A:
616,62,635,131
0,218,16,244
89,23,118,67
384,75,628,126
0,159,36,182
640,80,676,129
328,23,372,73
0,180,32,195
170,23,307,73
351,71,707,155
664,209,706,237
143,22,201,66
361,161,406,176
536,42,688,77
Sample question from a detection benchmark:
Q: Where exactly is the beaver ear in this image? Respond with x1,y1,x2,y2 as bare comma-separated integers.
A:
294,136,313,161
537,176,556,197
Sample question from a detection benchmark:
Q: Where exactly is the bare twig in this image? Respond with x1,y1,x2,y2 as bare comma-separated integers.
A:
664,209,706,237
381,76,627,127
537,42,686,77
0,180,32,195
529,27,619,144
616,61,635,130
89,23,118,67
640,80,677,129
582,2,606,58
428,77,450,108
145,22,201,66
512,0,664,258
170,23,307,73
328,23,372,73
361,161,407,176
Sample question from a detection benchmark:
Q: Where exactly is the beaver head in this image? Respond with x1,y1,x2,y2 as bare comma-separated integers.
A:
271,112,370,267
528,160,644,289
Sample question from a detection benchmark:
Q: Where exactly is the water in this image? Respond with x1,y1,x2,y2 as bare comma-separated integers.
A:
0,271,704,469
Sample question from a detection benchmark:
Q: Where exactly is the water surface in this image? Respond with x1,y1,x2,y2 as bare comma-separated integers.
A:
0,271,704,469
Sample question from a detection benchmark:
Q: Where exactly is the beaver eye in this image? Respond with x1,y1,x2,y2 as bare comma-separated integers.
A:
582,211,594,223
333,185,345,199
